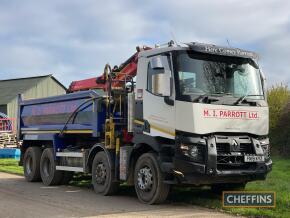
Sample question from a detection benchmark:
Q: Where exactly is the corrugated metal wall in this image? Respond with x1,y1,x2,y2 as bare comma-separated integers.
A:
7,77,66,127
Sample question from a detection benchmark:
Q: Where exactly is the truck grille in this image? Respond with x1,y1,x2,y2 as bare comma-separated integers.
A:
215,136,254,154
215,135,255,171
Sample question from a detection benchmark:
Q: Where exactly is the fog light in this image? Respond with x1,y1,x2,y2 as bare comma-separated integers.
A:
190,146,199,158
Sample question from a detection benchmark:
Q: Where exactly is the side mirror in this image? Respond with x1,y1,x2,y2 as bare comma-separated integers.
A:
150,56,170,69
152,71,171,97
260,70,267,100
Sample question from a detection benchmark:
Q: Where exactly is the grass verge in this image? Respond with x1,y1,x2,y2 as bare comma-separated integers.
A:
0,157,289,218
0,158,23,175
168,157,290,218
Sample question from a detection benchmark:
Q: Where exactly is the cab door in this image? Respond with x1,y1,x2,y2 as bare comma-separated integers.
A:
143,55,176,139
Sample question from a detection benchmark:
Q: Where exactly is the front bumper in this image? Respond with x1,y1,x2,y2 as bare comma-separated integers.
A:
172,157,272,185
170,134,272,185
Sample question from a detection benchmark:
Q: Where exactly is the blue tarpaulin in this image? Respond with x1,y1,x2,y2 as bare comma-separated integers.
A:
0,148,20,159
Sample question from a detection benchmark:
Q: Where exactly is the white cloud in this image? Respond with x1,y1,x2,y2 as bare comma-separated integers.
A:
0,0,289,87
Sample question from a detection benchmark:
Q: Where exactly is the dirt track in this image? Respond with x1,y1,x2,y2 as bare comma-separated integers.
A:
0,172,236,218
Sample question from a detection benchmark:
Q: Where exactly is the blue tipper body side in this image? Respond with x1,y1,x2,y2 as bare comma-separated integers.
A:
17,90,106,143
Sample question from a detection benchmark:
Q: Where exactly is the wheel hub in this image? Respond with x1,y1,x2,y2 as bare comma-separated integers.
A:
95,163,106,184
137,166,153,191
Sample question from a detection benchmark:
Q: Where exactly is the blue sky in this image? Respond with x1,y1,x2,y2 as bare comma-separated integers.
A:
0,0,289,87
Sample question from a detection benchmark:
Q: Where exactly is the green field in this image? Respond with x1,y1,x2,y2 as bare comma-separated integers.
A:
0,157,289,218
168,157,290,218
0,158,23,175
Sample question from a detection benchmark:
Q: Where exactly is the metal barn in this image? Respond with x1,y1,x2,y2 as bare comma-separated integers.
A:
0,75,67,132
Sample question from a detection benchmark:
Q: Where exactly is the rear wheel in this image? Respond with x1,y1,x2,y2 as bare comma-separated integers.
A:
92,151,118,195
23,147,42,182
134,153,170,204
40,148,63,186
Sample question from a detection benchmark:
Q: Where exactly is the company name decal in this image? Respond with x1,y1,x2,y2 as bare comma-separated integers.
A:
203,109,259,120
204,46,257,58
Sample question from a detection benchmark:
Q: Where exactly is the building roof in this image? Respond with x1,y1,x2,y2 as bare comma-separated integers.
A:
0,74,67,105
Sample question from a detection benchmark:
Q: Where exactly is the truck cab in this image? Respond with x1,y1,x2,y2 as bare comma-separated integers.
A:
133,42,271,194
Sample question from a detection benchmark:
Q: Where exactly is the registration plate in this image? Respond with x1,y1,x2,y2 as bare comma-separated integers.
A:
244,155,264,162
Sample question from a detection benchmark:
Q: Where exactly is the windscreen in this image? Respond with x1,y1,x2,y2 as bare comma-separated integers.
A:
175,51,264,100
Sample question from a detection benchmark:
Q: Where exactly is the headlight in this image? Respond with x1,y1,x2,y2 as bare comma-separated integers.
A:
180,143,204,162
180,144,189,151
190,146,199,158
261,144,270,160
259,138,270,160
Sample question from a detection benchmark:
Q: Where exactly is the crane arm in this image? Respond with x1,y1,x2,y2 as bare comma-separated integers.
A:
68,46,151,92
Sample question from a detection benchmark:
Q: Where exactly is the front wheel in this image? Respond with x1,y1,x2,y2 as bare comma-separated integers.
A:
134,153,170,204
92,151,118,196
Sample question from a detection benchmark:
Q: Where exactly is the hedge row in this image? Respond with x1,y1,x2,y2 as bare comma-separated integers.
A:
267,84,290,156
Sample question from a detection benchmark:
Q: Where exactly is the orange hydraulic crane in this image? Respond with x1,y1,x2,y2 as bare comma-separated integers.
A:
68,46,151,92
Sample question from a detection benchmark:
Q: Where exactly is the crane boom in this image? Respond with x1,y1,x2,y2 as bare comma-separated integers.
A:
68,46,151,92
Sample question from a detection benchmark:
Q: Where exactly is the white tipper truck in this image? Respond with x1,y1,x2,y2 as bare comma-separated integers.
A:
18,41,272,204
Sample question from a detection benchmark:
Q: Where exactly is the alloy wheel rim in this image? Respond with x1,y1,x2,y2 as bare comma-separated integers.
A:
95,163,107,184
137,166,153,191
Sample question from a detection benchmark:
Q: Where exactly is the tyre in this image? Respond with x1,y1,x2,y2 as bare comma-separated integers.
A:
134,153,170,204
211,183,246,194
23,147,42,182
40,148,64,186
92,151,119,195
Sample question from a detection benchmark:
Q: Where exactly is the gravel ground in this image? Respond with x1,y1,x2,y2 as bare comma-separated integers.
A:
0,172,238,218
